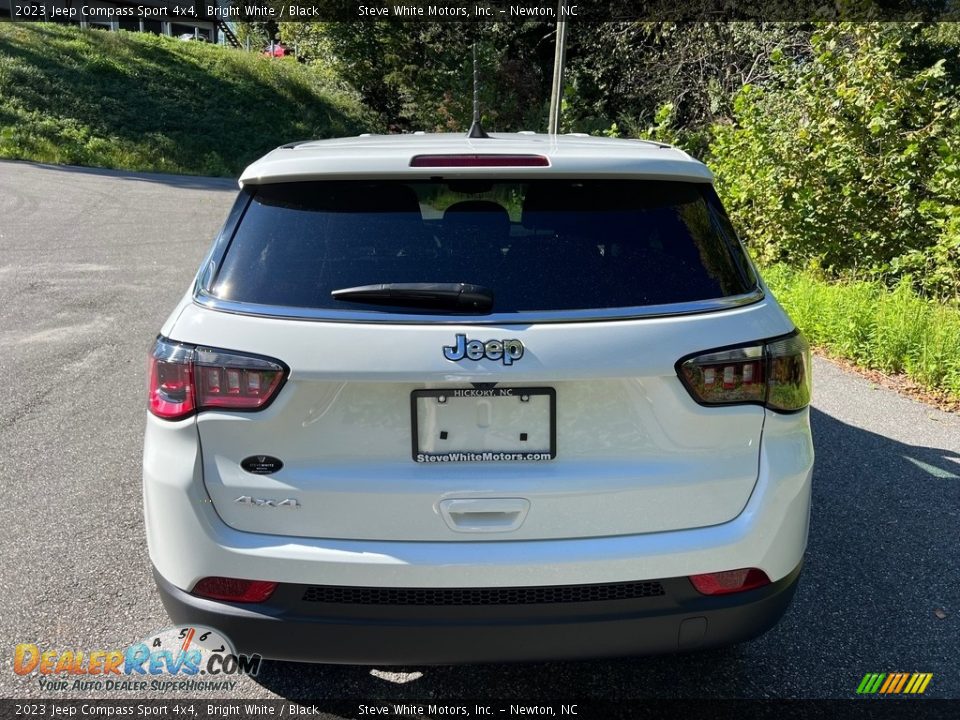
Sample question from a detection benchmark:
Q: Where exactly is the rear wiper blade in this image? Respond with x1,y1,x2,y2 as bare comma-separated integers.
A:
331,283,494,312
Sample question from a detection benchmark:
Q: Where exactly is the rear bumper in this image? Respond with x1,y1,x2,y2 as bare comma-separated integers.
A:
154,563,801,665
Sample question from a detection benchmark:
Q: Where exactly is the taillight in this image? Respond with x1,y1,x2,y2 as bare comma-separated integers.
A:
677,332,811,412
689,568,771,596
191,577,277,603
148,338,286,420
194,347,285,410
148,339,196,420
764,334,813,412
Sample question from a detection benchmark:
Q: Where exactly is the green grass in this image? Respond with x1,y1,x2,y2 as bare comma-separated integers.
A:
0,24,375,176
764,264,960,399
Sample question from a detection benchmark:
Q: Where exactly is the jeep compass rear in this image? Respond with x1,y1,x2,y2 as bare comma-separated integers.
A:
143,133,813,663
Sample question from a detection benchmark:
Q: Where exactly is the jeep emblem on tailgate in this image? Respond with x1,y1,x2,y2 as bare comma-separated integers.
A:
443,334,524,365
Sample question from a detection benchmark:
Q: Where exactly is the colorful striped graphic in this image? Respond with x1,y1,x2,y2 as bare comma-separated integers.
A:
857,673,933,695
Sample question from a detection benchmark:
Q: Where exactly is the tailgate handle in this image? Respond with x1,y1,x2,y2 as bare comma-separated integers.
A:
439,498,530,533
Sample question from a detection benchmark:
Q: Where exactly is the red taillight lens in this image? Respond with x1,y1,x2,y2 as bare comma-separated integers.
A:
148,340,196,420
689,568,771,596
148,339,286,420
677,333,811,412
193,347,285,411
191,577,277,603
409,154,550,167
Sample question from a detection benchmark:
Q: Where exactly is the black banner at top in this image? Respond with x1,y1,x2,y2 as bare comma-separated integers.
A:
5,0,960,22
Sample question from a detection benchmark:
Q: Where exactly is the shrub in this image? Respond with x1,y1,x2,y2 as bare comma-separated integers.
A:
710,24,960,300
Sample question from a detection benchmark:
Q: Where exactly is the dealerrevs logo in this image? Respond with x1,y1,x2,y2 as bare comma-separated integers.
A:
14,625,261,693
857,672,933,695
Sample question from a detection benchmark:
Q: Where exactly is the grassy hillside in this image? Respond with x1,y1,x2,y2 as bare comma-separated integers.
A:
0,24,374,176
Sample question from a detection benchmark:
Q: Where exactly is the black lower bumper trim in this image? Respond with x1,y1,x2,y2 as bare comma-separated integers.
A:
153,564,801,665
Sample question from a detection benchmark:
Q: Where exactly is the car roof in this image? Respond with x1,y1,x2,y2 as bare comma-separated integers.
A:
238,132,713,186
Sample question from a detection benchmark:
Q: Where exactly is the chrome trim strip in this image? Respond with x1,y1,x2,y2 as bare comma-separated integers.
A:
191,287,765,325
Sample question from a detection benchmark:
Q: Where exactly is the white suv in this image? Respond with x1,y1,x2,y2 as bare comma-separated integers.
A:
143,133,813,663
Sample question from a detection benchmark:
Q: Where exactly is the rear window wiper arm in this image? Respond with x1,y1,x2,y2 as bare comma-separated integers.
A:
331,283,494,312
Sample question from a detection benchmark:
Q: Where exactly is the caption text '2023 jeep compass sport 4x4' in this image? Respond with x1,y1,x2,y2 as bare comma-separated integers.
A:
143,132,813,664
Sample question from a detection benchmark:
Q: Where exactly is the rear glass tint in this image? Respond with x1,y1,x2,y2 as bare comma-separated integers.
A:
210,180,755,315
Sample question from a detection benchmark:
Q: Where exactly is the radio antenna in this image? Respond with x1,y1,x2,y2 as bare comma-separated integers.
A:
467,43,490,139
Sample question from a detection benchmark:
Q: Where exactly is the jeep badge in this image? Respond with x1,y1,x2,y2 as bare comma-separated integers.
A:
443,334,524,365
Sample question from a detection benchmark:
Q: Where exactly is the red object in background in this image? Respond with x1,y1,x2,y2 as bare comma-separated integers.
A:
263,44,286,58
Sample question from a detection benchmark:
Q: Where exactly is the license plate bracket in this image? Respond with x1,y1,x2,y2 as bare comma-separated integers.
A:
410,387,556,463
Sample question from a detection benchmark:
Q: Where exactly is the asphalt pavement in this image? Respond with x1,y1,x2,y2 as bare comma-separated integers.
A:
0,160,957,704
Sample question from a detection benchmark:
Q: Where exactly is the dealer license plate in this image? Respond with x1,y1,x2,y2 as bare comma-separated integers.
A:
411,387,556,462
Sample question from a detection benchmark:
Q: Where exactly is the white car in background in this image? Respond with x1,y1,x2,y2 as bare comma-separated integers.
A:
143,132,813,663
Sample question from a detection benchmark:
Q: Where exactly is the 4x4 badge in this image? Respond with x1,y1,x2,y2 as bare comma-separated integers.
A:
443,334,524,366
234,496,300,509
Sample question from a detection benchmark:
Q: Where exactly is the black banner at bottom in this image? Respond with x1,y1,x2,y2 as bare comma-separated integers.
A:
1,699,959,720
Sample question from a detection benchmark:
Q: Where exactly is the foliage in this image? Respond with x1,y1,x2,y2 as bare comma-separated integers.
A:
563,23,813,154
0,23,372,176
764,264,960,398
291,21,813,142
232,21,272,50
301,22,555,133
709,24,960,300
291,22,815,144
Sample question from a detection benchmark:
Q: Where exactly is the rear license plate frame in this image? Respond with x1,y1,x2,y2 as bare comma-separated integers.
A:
410,387,556,463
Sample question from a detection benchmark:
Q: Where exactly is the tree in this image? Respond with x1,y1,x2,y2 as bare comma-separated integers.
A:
289,22,555,132
563,23,812,153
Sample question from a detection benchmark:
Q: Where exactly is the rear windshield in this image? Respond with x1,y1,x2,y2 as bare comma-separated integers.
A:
210,180,756,315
